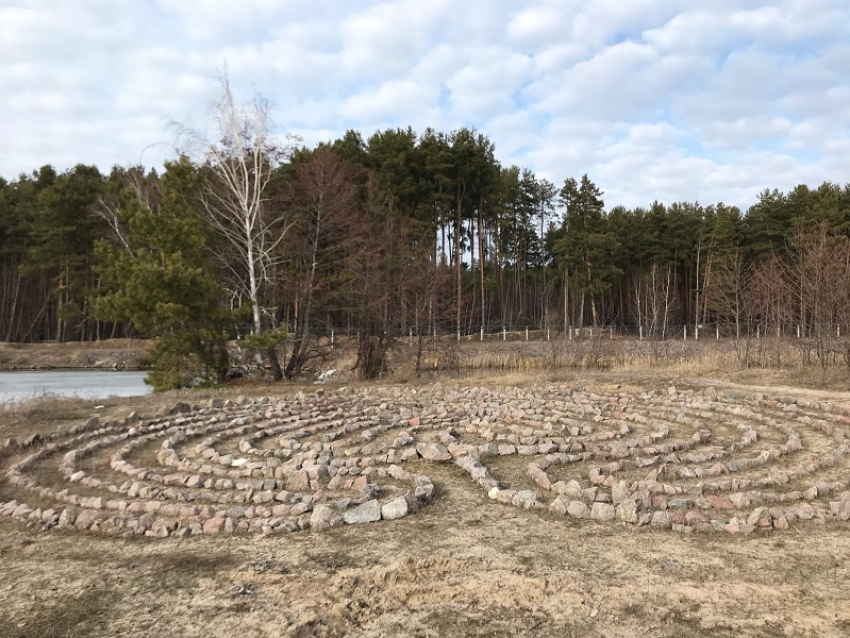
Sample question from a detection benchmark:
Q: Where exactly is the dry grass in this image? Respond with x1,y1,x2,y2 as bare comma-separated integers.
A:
0,395,97,441
0,339,151,371
5,334,847,390
4,368,850,636
0,586,118,638
398,337,850,391
0,338,149,351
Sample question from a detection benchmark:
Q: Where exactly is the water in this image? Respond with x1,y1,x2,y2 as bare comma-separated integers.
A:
0,370,151,403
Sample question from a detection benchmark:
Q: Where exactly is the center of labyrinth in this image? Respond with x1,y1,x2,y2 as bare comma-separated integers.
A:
3,384,850,537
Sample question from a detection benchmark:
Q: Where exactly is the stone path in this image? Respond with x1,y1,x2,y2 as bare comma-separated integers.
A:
3,383,850,537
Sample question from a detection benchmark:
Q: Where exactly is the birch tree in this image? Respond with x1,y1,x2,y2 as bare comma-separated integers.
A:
175,72,295,378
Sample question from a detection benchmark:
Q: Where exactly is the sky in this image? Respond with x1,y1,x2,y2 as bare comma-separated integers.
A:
1,0,849,211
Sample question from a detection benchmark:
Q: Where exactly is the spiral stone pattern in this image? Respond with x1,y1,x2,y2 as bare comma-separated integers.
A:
3,383,850,536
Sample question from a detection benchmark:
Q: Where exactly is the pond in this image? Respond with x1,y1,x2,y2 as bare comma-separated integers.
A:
0,370,151,403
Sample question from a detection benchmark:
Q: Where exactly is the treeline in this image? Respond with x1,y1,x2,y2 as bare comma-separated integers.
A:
2,102,850,384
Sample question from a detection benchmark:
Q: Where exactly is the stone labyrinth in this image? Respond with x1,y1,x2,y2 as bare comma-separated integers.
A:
3,383,850,537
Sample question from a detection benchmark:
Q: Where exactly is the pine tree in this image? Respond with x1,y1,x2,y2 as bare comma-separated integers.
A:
93,158,231,389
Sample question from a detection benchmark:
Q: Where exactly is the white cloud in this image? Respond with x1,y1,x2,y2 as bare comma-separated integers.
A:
0,0,849,212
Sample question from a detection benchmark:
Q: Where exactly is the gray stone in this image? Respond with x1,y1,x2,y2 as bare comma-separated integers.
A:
512,490,540,509
343,499,382,524
290,501,313,516
667,498,694,509
590,502,615,521
415,442,452,461
611,481,631,505
564,480,585,500
616,499,638,523
381,496,411,520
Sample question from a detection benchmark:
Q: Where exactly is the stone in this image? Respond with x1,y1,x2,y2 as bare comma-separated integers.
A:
794,503,817,520
58,509,76,527
684,510,709,527
286,471,311,492
564,480,585,500
512,490,540,509
203,516,225,535
415,442,452,461
170,401,191,415
495,489,516,505
343,499,382,524
74,509,100,530
567,501,591,519
616,499,638,524
830,500,850,521
414,483,435,502
150,518,177,537
667,498,694,509
548,496,569,516
747,507,772,527
11,503,32,518
252,490,274,504
381,495,411,520
532,470,554,490
290,502,313,516
706,495,734,509
590,502,615,521
729,492,751,508
650,511,672,528
611,481,631,505
310,504,336,529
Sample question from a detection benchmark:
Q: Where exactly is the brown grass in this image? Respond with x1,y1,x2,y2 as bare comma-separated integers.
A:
0,339,151,370
4,370,850,636
0,586,118,638
412,337,850,391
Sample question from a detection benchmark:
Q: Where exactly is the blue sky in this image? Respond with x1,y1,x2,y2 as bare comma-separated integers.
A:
1,0,849,210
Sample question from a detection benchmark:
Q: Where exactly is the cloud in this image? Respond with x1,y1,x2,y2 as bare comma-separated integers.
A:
1,0,849,212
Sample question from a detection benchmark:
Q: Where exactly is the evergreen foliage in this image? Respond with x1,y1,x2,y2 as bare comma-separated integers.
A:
2,122,850,383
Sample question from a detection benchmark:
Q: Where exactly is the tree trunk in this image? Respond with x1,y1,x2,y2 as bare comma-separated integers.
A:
455,196,462,336
478,196,486,331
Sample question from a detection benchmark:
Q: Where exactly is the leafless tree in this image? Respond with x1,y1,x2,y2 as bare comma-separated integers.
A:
794,222,850,370
281,148,358,378
173,72,296,378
